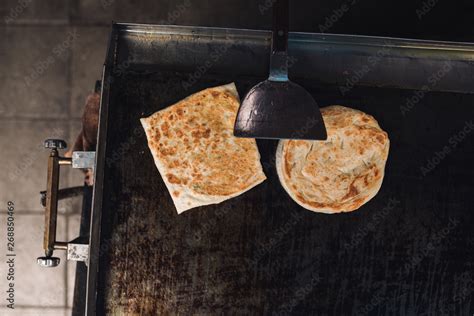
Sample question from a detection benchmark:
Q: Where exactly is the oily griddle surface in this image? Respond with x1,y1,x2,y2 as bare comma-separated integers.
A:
98,71,474,315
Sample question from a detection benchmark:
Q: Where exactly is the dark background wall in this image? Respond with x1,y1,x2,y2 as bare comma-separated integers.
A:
67,0,474,41
2,0,472,39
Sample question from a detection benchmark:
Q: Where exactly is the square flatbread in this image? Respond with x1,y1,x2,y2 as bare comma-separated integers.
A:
140,83,266,214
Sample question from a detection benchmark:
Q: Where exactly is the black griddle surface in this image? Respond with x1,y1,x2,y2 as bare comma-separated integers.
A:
96,70,474,315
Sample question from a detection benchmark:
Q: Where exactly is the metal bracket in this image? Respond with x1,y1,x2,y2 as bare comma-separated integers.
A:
67,242,89,265
72,151,96,169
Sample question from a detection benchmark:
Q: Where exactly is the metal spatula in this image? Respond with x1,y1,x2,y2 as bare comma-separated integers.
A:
234,0,327,140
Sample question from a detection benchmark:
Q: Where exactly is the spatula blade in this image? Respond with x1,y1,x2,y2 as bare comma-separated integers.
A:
234,80,327,140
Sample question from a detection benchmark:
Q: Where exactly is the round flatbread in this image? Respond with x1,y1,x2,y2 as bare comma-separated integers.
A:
276,105,389,214
141,83,266,214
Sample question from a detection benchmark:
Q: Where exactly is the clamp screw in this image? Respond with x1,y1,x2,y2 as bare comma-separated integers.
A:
37,256,60,268
44,139,67,150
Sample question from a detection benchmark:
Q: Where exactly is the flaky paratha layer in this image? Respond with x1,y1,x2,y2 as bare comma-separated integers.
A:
141,83,266,214
276,105,389,214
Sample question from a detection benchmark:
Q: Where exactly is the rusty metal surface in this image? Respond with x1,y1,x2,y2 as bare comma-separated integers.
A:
88,24,474,315
94,70,474,315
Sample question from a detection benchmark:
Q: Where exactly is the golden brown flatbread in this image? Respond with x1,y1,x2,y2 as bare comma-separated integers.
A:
140,83,266,214
276,105,389,213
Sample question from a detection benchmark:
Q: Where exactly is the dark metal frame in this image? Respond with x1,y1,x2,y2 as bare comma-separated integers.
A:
85,23,474,315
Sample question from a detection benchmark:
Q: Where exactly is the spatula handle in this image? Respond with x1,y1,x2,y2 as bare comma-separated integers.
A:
269,0,289,81
272,0,289,54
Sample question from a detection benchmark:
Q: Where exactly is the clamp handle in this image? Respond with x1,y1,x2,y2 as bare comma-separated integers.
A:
37,139,71,267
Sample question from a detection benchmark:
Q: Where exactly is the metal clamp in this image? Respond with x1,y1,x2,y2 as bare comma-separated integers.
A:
37,139,95,268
